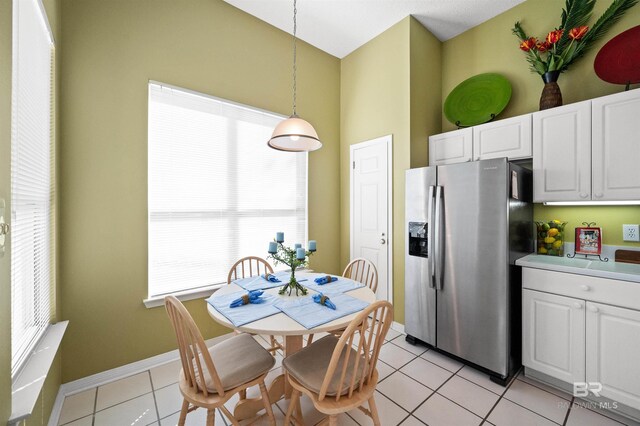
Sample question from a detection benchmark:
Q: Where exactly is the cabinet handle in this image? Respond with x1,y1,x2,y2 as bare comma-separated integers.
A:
580,285,590,291
573,302,583,309
594,193,603,198
579,193,588,199
589,305,599,313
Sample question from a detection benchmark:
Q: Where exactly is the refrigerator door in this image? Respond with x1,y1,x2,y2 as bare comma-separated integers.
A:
435,158,510,376
405,167,437,346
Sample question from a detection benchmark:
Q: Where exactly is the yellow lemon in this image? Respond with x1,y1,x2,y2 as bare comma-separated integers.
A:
548,228,559,237
544,236,556,244
553,240,563,249
538,247,548,254
553,219,561,224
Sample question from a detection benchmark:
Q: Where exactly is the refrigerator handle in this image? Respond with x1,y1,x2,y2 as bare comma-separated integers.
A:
434,185,444,290
427,185,436,288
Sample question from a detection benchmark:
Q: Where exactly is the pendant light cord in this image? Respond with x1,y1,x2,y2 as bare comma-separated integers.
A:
292,0,297,116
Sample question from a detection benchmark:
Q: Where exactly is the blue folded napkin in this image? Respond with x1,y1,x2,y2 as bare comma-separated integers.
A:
261,273,281,283
312,293,336,310
229,290,265,308
314,275,338,285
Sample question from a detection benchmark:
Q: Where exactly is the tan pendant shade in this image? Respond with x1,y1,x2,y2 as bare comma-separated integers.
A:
267,115,322,152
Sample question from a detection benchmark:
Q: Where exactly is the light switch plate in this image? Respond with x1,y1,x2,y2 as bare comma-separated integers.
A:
623,224,640,242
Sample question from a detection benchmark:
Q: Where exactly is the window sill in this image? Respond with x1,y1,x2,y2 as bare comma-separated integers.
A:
10,321,68,425
143,284,224,308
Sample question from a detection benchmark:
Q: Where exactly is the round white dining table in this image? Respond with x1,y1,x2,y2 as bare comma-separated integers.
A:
206,272,376,421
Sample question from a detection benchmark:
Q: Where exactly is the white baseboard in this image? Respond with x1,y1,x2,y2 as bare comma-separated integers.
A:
391,321,405,335
48,333,233,426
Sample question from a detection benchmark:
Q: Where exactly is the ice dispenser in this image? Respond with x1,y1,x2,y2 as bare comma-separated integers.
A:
408,222,428,257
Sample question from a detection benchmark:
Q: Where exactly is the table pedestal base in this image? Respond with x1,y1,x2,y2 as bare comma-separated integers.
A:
233,335,303,421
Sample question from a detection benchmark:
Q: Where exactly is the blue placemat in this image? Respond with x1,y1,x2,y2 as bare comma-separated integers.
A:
300,272,365,294
278,293,370,329
206,290,281,327
234,271,289,291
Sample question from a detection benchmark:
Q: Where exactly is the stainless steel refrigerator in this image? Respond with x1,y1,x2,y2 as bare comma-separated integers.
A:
405,157,532,384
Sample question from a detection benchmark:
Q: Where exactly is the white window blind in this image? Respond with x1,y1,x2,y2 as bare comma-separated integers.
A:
148,82,307,298
11,0,55,377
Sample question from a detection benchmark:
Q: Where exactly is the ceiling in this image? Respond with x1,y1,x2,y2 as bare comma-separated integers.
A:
223,0,526,59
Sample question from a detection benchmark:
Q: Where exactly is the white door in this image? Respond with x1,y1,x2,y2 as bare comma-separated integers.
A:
532,100,592,202
592,89,640,201
586,302,640,409
350,136,391,302
522,289,585,384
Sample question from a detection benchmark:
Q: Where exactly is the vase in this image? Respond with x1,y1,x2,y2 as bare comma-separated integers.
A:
535,220,567,256
539,71,563,110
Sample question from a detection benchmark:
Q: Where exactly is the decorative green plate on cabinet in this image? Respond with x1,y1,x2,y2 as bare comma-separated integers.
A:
444,73,512,127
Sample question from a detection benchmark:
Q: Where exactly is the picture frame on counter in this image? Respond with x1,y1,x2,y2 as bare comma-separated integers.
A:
575,226,602,255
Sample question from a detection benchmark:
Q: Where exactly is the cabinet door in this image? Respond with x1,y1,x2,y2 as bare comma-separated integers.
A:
586,302,640,409
523,289,585,384
592,89,640,201
428,128,472,165
473,115,532,161
533,101,591,202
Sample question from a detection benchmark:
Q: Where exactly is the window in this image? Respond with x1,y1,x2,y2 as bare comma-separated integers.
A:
11,0,55,376
148,82,307,299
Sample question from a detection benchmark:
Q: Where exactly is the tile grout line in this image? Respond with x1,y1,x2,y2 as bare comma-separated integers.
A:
92,386,98,426
147,370,162,425
562,396,575,426
478,368,520,424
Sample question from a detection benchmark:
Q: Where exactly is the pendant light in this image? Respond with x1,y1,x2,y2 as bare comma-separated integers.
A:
268,0,322,152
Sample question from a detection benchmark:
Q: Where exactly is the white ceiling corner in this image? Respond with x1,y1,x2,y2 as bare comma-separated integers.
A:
223,0,526,59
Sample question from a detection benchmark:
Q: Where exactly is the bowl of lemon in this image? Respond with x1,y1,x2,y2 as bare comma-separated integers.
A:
535,220,567,256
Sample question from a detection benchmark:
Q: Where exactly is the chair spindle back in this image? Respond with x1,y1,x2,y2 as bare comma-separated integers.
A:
227,256,273,284
318,300,393,402
343,258,378,293
165,295,225,397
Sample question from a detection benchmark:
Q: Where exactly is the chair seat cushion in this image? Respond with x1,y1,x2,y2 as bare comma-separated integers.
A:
196,333,275,393
283,335,367,396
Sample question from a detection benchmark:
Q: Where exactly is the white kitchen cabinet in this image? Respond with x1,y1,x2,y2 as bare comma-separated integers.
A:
522,266,640,413
473,115,532,161
586,302,640,409
522,289,585,384
533,100,592,202
428,128,472,165
592,89,640,201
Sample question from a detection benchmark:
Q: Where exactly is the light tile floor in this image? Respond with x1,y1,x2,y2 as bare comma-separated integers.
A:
58,333,639,426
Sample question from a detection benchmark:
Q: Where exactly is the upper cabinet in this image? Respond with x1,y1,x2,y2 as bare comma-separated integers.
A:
533,101,592,202
473,115,532,161
592,90,640,201
533,89,640,202
429,128,473,165
429,116,532,166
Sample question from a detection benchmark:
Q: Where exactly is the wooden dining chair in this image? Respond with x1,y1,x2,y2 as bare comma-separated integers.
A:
343,258,378,293
307,258,378,346
164,295,276,426
227,256,284,354
282,300,393,426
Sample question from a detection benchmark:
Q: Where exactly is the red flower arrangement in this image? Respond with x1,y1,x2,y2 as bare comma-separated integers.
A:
512,0,638,76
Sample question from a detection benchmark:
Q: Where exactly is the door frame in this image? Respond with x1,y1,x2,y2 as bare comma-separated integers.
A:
349,135,393,304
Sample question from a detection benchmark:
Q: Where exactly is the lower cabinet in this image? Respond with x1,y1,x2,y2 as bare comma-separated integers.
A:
523,285,640,410
522,289,585,384
586,302,640,409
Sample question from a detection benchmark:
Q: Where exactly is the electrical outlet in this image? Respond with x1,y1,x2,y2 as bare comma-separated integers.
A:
623,224,640,242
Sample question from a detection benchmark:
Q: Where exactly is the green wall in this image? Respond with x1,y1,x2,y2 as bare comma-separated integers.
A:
0,0,13,421
341,17,441,324
59,0,341,382
441,0,640,250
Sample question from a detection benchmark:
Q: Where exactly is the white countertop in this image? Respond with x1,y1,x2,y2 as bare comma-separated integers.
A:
516,254,640,283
